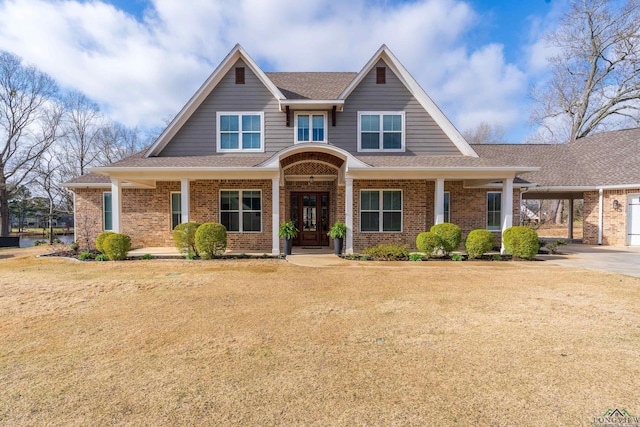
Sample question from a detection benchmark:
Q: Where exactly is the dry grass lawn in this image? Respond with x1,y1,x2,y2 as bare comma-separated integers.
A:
1,246,639,426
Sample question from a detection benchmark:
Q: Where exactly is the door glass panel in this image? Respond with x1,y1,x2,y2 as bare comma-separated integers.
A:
303,195,317,232
291,195,299,229
321,194,328,232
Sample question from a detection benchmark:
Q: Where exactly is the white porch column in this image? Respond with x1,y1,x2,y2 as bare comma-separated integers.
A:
180,178,190,223
345,178,353,255
110,178,122,233
500,178,513,254
434,178,445,224
272,178,280,255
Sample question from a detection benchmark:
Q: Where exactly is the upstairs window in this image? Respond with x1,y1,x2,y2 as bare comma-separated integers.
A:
217,112,264,152
358,112,404,152
295,113,327,143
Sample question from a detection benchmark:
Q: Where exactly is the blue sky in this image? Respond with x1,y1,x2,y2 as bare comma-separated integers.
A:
0,0,568,143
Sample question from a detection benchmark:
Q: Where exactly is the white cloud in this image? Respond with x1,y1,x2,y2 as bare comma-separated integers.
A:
0,0,536,141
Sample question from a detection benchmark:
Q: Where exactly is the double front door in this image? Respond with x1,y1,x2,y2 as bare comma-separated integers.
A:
291,192,329,246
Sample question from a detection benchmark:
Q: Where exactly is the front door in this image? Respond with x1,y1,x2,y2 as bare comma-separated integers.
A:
291,192,329,246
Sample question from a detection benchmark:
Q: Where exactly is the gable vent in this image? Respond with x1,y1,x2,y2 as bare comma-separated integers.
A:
376,66,386,84
235,67,245,84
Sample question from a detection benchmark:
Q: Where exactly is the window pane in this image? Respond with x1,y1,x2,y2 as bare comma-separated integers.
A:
242,212,261,232
242,115,260,132
242,132,260,149
361,191,379,211
103,193,112,231
383,115,402,131
221,212,240,232
487,192,501,230
220,133,239,149
383,212,402,232
242,191,261,211
361,212,379,232
444,192,450,223
221,191,239,211
220,115,238,132
312,115,324,141
361,115,379,131
172,193,181,212
172,213,182,230
383,132,402,149
383,191,401,210
361,132,380,149
298,115,309,141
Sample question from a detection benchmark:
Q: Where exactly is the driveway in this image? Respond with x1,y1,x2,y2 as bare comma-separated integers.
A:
542,243,640,278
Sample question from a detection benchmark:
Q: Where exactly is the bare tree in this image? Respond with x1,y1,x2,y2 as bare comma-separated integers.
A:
462,122,506,144
531,0,640,143
0,51,61,236
34,154,67,244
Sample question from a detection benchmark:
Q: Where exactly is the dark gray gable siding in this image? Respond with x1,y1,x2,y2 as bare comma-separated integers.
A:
159,59,292,156
330,60,461,155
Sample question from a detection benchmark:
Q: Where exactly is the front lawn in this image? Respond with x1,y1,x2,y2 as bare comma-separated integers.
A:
1,247,638,426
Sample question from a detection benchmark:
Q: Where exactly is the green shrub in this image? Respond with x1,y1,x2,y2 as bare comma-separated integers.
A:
465,229,495,259
415,231,442,258
430,223,462,254
96,231,116,253
78,251,94,261
95,254,109,261
451,253,464,261
362,243,409,261
492,254,502,261
195,222,227,259
141,253,153,260
503,226,539,260
185,252,196,260
409,253,424,261
102,233,131,261
172,222,201,256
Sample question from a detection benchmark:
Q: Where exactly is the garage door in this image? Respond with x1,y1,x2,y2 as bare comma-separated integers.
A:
629,194,640,246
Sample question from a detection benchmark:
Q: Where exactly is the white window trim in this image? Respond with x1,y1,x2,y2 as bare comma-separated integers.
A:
219,189,263,233
103,191,113,232
294,112,328,144
216,112,265,153
357,111,405,153
171,192,182,230
487,191,502,231
444,191,450,224
359,189,403,233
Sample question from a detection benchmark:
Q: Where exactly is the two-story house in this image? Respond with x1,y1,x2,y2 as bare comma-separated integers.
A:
65,44,640,253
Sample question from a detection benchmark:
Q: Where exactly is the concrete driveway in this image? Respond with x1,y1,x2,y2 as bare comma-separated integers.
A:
542,244,640,278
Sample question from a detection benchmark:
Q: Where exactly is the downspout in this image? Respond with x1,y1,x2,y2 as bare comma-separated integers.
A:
598,188,603,245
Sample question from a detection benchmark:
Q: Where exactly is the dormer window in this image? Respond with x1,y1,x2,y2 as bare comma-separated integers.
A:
235,67,245,84
295,112,327,143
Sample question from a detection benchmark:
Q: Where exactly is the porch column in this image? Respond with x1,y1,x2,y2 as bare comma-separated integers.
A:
500,178,513,254
567,197,574,240
110,178,122,233
434,178,445,224
181,178,190,223
272,178,280,255
345,178,353,255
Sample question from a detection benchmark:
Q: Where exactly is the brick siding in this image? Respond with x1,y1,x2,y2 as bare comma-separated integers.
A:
583,188,640,245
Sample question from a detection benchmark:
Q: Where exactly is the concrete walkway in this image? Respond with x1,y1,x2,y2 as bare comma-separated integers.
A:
540,244,640,278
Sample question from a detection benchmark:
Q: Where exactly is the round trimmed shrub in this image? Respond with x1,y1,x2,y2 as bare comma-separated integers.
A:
172,222,201,256
430,222,462,254
416,231,442,258
96,231,116,254
503,226,539,260
195,222,227,259
102,233,131,261
465,229,495,259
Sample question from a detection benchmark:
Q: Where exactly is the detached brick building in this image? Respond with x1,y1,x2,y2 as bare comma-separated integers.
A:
65,45,640,253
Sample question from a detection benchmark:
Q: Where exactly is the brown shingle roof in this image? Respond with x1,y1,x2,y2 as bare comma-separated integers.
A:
473,128,640,187
265,72,357,100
